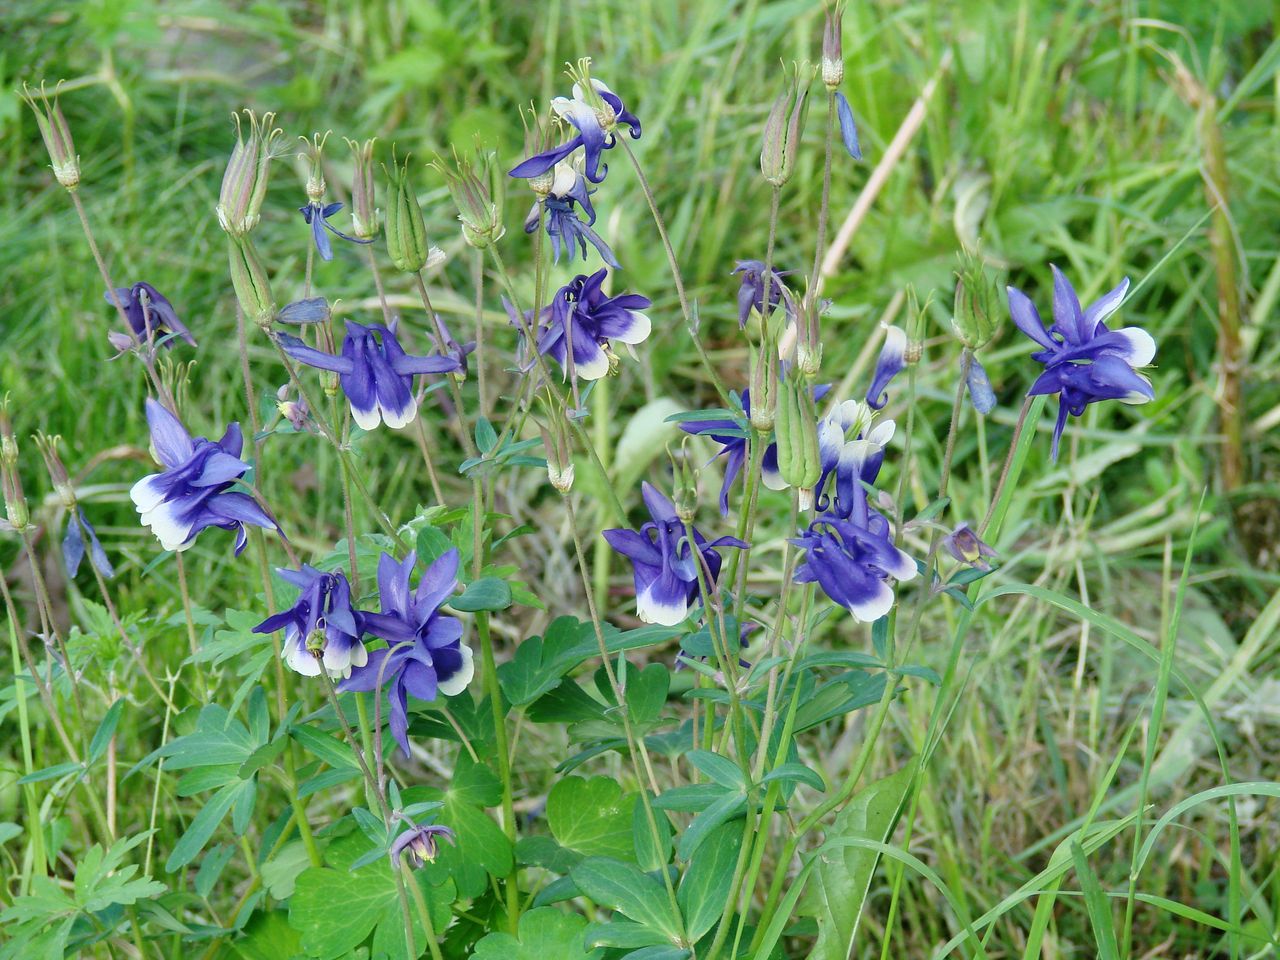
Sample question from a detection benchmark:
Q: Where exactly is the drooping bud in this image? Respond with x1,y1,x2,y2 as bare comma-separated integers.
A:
227,235,276,328
761,67,812,187
775,373,822,509
432,149,506,249
822,4,845,89
345,137,380,239
952,248,1000,350
384,152,433,274
22,83,80,189
217,110,283,237
34,433,75,509
299,131,329,203
942,522,997,571
275,384,311,432
670,438,700,523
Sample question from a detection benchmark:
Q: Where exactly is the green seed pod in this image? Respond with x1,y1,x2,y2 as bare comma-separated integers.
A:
952,249,1000,350
345,137,380,239
384,153,432,273
216,110,282,237
227,235,276,328
22,83,80,190
761,68,812,187
775,374,822,504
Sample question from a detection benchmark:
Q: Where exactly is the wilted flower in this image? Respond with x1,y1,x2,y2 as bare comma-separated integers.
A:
530,269,651,381
254,566,366,678
341,549,474,756
129,399,277,554
104,282,197,350
733,260,794,330
508,59,642,184
966,357,996,415
298,201,373,262
22,82,80,189
390,822,455,868
942,522,997,571
1008,267,1155,459
526,158,619,268
815,399,895,520
275,384,311,432
866,323,907,410
279,320,460,430
835,92,862,160
35,433,114,579
603,482,746,626
792,512,917,622
216,109,282,237
822,4,845,88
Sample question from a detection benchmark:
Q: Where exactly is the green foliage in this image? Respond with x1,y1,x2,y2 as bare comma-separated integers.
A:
472,907,604,960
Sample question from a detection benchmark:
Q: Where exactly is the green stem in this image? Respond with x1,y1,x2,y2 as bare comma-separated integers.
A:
402,858,444,960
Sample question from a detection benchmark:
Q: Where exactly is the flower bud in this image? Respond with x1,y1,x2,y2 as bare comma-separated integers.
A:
345,137,380,239
300,131,329,203
217,110,282,237
227,235,276,328
22,83,80,189
822,5,845,89
942,522,997,571
34,433,75,509
432,149,506,250
775,374,822,501
952,249,1000,350
761,69,811,187
384,153,432,273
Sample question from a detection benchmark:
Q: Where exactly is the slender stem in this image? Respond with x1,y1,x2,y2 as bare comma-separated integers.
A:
174,552,210,699
979,395,1034,536
619,138,731,405
401,858,444,960
5,577,45,890
366,244,393,324
803,92,837,350
18,527,87,736
472,248,488,417
564,494,684,936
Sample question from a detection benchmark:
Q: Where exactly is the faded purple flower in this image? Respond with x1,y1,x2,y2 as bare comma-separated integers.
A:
63,507,113,579
941,522,997,571
389,822,455,868
733,260,794,329
526,159,619,268
105,282,196,350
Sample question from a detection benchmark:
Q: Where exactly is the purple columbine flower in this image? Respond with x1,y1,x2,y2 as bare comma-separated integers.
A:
733,260,794,329
253,566,366,678
532,269,651,381
966,357,996,415
814,399,896,519
866,323,907,410
389,822,455,868
340,549,474,756
680,385,831,515
279,320,460,430
792,511,917,622
63,507,113,579
1009,267,1155,460
509,74,641,184
526,160,620,268
603,482,746,626
299,201,374,262
105,282,197,350
129,399,277,554
835,91,862,160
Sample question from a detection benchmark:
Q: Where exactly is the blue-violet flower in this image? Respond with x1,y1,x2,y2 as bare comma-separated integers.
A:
253,566,366,678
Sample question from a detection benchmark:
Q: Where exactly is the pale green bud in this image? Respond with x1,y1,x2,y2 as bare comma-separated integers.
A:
227,235,276,328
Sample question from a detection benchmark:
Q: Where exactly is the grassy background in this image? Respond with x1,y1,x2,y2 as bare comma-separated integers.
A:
3,0,1280,956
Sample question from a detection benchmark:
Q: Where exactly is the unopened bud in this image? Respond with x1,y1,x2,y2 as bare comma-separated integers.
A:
345,138,380,239
748,344,777,432
822,5,845,89
384,153,432,273
300,131,329,203
217,110,282,237
22,83,80,189
227,235,276,328
433,149,506,250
